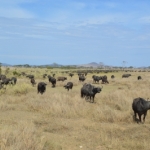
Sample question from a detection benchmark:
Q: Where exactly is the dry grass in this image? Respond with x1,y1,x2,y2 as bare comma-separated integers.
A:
0,68,150,149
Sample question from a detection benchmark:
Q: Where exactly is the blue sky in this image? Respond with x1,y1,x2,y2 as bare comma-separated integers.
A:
0,0,150,67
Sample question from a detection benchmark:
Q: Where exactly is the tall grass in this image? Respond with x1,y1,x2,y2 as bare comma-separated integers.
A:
0,68,150,149
0,121,46,150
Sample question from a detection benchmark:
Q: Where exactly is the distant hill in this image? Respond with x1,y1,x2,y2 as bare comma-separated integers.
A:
0,62,120,68
0,62,149,69
78,62,100,68
39,63,63,67
0,63,12,67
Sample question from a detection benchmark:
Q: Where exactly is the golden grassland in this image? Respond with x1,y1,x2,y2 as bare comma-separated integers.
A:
0,67,150,150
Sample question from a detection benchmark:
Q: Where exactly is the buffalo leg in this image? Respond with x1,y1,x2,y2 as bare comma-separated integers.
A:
92,95,95,103
134,111,137,121
138,113,142,123
143,112,147,123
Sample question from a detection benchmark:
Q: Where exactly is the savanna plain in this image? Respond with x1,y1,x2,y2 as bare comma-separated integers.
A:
0,67,150,150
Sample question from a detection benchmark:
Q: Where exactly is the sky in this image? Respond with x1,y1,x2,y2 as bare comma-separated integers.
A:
0,0,150,67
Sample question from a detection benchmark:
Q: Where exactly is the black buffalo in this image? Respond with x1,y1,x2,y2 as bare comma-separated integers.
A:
69,73,74,78
1,78,12,85
132,97,150,123
92,75,102,84
37,82,47,94
57,77,67,81
81,83,103,103
11,77,17,85
111,75,115,79
31,78,36,86
64,82,73,91
137,76,142,80
101,75,109,84
122,74,131,78
48,76,56,87
26,75,34,79
79,76,86,82
43,74,47,78
78,73,84,76
21,72,26,76
85,72,88,76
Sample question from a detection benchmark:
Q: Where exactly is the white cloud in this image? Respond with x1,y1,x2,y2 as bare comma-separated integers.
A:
0,0,36,18
70,2,86,10
139,16,150,24
0,0,37,5
0,7,34,18
0,36,11,40
104,1,118,8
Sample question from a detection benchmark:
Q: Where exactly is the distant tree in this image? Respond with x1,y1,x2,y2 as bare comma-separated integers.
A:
99,62,104,68
24,64,31,68
129,66,133,68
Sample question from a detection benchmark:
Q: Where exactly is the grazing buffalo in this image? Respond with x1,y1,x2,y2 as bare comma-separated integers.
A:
101,75,109,84
21,72,26,76
111,75,115,79
43,74,47,78
48,76,56,87
85,72,88,76
37,82,47,94
26,75,34,79
132,97,150,123
30,78,36,86
69,73,74,78
92,75,102,84
81,83,103,103
11,77,17,85
137,76,142,80
122,74,131,78
1,78,12,85
64,82,73,91
57,77,67,81
79,76,86,82
78,73,84,77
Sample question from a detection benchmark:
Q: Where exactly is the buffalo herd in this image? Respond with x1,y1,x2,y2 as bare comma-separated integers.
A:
0,75,17,88
1,71,149,124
